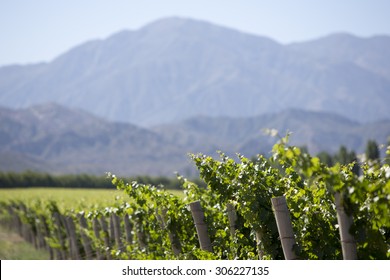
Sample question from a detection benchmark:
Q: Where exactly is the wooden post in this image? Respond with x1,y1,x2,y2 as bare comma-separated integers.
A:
160,208,182,256
226,203,237,238
20,204,37,247
92,218,104,260
99,216,111,259
111,213,124,252
189,201,212,252
255,230,264,260
271,196,298,260
39,215,54,260
52,212,67,259
109,214,116,245
334,192,358,260
64,216,81,260
23,223,34,245
134,215,147,250
123,214,133,244
79,214,94,259
15,214,22,236
226,203,238,258
8,206,22,236
136,222,147,250
35,217,46,250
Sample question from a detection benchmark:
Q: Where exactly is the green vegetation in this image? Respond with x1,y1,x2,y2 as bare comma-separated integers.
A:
0,188,128,212
189,134,389,259
366,140,380,161
316,140,389,175
0,171,205,190
0,188,184,212
0,224,49,260
0,172,113,189
0,135,388,260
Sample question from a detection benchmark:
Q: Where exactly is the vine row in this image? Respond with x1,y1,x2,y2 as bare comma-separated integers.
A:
1,135,389,259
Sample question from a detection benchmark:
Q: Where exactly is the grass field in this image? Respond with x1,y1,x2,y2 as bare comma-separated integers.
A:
0,188,127,210
0,224,50,260
0,187,185,211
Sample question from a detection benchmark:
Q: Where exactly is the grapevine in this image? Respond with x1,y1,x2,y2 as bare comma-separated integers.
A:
0,135,389,259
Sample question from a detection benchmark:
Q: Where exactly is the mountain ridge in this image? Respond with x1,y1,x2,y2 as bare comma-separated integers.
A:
1,103,389,176
0,17,389,126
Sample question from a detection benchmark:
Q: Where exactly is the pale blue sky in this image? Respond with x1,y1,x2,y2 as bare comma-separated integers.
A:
1,0,389,66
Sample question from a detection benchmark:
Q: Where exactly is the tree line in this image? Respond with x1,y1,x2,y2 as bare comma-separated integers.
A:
0,171,205,189
316,139,389,174
1,139,388,189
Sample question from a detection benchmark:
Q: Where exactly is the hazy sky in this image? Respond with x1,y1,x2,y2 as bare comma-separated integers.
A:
1,0,389,66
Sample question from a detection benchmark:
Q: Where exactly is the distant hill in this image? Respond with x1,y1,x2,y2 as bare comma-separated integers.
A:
288,33,390,80
0,103,187,175
153,109,390,157
1,104,389,176
0,17,390,126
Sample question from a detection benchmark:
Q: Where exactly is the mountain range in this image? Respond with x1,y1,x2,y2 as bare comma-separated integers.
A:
1,17,390,126
1,17,390,176
1,103,389,176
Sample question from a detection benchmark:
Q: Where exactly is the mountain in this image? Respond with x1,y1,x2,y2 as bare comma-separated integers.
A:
288,33,390,80
0,103,188,176
0,17,390,126
153,109,390,158
1,104,389,176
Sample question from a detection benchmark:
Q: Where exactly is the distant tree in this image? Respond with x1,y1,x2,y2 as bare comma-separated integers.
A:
335,146,350,165
365,140,380,162
348,150,360,175
385,137,390,165
333,145,359,175
317,151,333,167
299,145,309,154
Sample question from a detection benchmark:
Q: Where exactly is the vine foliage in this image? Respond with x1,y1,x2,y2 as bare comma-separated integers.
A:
1,134,389,259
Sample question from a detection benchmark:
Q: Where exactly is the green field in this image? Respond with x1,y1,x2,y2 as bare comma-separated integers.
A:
0,188,126,209
0,224,50,260
0,187,184,211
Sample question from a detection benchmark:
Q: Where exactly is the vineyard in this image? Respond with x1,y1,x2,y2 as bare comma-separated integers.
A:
0,135,389,260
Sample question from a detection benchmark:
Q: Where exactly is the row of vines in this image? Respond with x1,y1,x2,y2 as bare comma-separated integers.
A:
1,134,389,259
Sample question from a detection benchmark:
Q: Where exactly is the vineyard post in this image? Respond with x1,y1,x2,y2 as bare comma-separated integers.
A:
109,214,116,245
79,213,94,259
334,192,358,260
35,215,51,257
18,204,28,241
35,217,46,250
135,218,147,250
123,214,133,245
7,206,22,236
226,203,237,238
111,213,124,252
99,216,112,259
136,230,147,249
189,200,212,252
160,208,182,256
227,203,238,258
15,213,22,236
92,217,104,260
255,230,264,259
39,215,54,260
52,212,67,259
20,204,36,247
64,216,81,260
271,196,298,260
